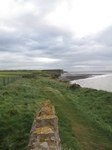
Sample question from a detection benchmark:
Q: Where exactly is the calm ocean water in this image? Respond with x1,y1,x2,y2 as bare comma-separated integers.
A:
70,72,112,92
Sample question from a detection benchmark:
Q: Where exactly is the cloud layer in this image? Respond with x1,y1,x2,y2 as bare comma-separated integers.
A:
0,0,112,71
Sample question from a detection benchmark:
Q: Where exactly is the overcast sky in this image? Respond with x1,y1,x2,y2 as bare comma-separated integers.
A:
0,0,112,71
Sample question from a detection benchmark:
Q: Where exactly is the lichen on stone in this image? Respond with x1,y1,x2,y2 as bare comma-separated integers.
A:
33,126,54,135
36,114,57,120
27,100,61,150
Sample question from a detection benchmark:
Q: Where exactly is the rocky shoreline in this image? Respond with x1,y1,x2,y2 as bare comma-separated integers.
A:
59,73,101,82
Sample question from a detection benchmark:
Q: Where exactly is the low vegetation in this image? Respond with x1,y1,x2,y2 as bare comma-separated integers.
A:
0,70,112,150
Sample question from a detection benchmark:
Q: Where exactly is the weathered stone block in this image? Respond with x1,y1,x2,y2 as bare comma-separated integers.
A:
27,100,61,150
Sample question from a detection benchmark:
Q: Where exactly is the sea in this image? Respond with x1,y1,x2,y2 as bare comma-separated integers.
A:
70,71,112,92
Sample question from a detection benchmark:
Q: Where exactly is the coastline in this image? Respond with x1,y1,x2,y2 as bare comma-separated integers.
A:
59,73,101,82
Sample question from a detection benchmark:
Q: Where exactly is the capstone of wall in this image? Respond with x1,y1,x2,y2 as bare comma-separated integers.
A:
27,100,61,150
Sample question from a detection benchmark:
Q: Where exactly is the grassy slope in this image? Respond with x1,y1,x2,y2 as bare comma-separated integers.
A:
0,71,112,150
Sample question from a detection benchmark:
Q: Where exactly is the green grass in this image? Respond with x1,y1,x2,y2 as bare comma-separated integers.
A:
0,70,34,79
0,71,112,150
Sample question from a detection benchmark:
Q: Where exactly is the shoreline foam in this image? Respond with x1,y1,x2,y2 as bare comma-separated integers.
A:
70,74,112,92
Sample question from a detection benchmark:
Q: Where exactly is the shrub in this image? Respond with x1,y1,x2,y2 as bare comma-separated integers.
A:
69,83,81,89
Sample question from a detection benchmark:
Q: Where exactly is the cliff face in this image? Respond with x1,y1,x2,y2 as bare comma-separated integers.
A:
27,100,61,150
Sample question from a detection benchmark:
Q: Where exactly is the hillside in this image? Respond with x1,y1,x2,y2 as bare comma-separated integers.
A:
0,71,112,150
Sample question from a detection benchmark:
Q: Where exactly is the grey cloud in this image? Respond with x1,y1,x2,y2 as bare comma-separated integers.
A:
0,0,112,71
1,24,112,70
95,26,112,47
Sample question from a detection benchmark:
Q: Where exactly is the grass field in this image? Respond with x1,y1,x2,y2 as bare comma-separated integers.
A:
0,71,112,150
0,70,34,79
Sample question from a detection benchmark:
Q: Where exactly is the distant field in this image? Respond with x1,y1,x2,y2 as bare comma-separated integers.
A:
0,70,42,80
0,70,112,150
0,70,34,78
0,70,39,88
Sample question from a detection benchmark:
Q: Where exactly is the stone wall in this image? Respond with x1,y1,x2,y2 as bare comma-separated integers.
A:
27,100,61,150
